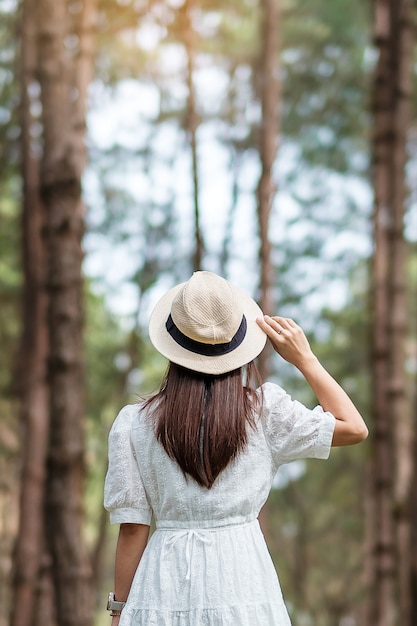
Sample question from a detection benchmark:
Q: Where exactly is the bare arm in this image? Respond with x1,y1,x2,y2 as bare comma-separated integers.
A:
256,315,368,446
111,523,150,625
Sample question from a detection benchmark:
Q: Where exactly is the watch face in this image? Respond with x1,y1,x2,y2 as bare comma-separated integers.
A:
107,593,125,612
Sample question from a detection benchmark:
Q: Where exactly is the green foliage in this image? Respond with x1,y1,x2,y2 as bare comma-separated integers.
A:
83,284,167,547
87,0,373,328
282,0,371,173
0,3,22,398
268,445,367,625
83,286,136,543
0,1,19,182
0,179,21,396
93,0,371,167
267,263,370,624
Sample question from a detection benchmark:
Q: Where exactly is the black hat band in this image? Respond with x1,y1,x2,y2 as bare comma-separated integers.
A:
166,314,247,357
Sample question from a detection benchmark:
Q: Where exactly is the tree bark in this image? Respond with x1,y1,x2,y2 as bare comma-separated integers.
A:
410,380,417,624
255,0,280,536
387,2,413,622
256,0,280,380
11,0,51,623
366,1,414,624
72,0,97,168
367,2,395,617
36,1,95,624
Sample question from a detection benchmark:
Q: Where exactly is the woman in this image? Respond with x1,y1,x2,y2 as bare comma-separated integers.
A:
104,271,368,626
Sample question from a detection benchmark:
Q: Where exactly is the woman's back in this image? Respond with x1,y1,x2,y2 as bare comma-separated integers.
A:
104,272,367,626
105,382,335,530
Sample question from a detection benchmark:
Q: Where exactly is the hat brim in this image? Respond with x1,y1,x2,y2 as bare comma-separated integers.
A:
148,282,267,375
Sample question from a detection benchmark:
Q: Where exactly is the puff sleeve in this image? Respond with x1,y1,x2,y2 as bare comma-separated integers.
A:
260,382,336,472
104,405,152,525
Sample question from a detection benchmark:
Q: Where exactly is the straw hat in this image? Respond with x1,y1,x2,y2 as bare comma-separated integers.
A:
148,271,267,375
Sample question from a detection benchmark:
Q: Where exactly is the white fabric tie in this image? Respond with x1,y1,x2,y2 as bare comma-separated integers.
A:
165,529,214,580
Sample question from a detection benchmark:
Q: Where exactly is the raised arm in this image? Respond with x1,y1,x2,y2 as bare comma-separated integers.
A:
256,315,368,446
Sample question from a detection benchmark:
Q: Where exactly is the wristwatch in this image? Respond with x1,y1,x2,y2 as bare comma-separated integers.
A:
107,592,126,613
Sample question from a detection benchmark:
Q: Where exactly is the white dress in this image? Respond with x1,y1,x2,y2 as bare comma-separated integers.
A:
104,382,336,626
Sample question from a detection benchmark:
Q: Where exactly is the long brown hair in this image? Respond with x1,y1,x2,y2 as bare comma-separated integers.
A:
145,361,262,489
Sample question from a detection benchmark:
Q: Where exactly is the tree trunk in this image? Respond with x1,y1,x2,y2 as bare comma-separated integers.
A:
387,2,413,622
72,0,97,167
36,0,95,624
410,382,417,623
33,543,57,626
256,0,280,380
11,0,51,623
183,0,204,272
255,0,280,536
366,1,414,624
367,1,395,615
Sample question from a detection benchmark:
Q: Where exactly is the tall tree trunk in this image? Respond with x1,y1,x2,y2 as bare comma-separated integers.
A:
387,2,413,622
183,0,204,272
72,0,97,166
36,1,95,624
33,542,57,626
410,378,417,624
366,1,414,624
367,2,395,618
11,0,51,623
256,0,280,536
256,0,280,380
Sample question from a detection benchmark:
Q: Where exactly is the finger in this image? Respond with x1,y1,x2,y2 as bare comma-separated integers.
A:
257,316,276,333
272,316,300,331
270,316,292,331
284,317,298,328
263,315,286,336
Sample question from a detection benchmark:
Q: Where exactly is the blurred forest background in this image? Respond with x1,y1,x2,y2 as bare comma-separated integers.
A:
0,0,416,625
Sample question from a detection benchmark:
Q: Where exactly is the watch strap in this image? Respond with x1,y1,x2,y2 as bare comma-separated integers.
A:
107,592,126,612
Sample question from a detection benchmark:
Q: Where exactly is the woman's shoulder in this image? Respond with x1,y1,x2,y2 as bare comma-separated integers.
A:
253,382,289,424
258,381,287,405
109,402,147,435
